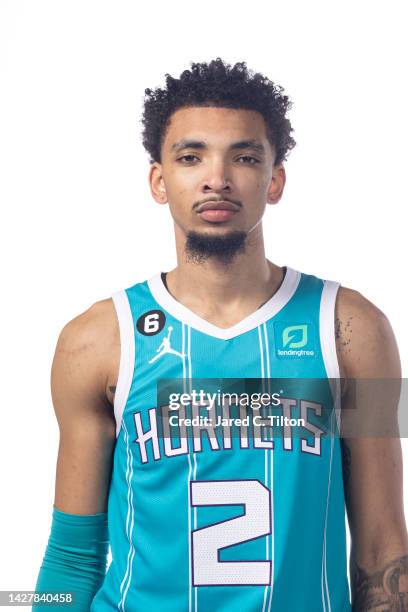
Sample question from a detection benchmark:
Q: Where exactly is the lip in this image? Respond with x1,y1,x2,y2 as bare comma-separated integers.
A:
197,200,240,213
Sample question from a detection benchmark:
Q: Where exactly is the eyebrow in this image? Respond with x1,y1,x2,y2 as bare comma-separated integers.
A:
170,139,266,154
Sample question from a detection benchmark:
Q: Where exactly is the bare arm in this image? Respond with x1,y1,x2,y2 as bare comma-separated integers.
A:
336,287,408,610
51,298,119,514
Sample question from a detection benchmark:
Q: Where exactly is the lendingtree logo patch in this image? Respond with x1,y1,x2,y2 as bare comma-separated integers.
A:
274,321,316,358
282,324,308,348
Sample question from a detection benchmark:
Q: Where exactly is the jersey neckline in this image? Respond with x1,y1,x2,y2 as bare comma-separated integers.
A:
147,266,302,340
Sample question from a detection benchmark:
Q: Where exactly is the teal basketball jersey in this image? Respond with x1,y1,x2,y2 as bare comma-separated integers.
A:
90,266,351,611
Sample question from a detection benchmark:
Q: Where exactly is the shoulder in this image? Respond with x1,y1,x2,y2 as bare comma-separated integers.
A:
56,297,119,355
52,297,120,406
334,285,401,379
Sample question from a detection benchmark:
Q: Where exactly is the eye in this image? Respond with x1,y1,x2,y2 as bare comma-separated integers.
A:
237,155,260,165
177,154,200,163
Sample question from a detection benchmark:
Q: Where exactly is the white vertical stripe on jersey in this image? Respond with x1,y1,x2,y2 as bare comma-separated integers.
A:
263,322,275,612
257,325,271,612
182,323,194,612
322,407,335,612
118,419,136,611
187,325,198,612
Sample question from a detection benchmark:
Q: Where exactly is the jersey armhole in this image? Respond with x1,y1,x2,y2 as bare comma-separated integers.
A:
319,279,342,432
111,290,135,438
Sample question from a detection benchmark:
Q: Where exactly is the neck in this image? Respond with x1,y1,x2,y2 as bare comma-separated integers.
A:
164,222,284,321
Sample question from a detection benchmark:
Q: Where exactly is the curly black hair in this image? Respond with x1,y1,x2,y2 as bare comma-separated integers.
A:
141,58,296,167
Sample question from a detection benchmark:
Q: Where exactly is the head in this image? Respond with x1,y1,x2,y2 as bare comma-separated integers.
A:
142,58,296,265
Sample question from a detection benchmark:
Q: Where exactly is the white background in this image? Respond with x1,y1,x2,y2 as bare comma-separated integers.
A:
1,0,407,602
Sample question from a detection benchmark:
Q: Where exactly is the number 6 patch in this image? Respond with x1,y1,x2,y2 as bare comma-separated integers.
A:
136,309,166,336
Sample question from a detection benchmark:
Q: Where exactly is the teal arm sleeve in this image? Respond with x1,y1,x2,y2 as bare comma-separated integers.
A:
33,506,109,611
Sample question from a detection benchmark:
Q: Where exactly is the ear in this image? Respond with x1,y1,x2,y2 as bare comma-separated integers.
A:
149,162,168,204
267,164,286,205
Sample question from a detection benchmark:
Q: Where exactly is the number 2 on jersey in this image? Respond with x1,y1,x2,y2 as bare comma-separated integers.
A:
190,479,272,586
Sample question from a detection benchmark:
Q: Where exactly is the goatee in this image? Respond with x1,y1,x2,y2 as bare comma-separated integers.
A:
185,230,247,265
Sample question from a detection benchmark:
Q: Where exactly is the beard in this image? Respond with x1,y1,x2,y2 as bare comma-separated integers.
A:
185,230,247,265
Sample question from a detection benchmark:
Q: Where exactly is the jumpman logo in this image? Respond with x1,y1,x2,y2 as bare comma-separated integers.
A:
148,326,185,364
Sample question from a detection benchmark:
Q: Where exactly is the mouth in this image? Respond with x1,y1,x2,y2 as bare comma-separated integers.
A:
196,200,240,223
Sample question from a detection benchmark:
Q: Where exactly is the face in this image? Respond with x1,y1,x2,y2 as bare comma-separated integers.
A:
149,106,286,248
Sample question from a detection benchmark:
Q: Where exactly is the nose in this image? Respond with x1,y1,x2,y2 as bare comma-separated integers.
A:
201,161,232,193
202,178,232,195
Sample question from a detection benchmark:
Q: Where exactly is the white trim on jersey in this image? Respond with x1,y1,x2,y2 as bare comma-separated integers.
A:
319,278,342,612
319,280,342,430
147,266,302,340
111,290,136,438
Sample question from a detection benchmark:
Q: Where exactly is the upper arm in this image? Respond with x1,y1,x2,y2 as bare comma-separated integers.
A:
51,298,119,514
335,286,408,567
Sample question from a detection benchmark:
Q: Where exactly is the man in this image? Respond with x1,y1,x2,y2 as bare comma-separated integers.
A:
35,58,408,611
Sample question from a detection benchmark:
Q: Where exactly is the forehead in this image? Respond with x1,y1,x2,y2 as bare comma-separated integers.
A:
163,106,270,147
